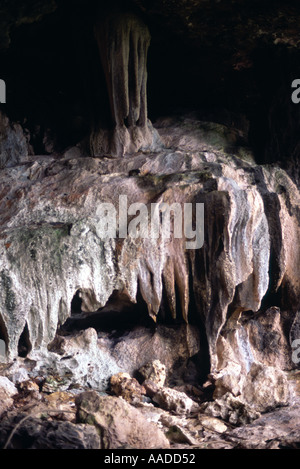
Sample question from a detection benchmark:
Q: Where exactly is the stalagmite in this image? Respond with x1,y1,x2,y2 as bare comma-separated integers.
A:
90,5,158,157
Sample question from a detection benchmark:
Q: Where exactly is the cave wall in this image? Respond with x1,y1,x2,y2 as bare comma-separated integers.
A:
0,0,299,392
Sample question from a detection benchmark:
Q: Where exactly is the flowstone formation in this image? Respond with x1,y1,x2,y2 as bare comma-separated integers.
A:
0,113,299,371
0,113,299,448
90,4,160,157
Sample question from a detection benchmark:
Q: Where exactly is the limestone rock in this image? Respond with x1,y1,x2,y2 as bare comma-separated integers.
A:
197,415,228,434
242,363,291,413
165,424,198,445
200,392,261,426
143,379,161,398
138,360,166,388
0,114,298,395
9,369,31,386
110,372,146,403
212,361,245,399
0,376,17,396
201,363,291,425
0,416,100,449
0,377,17,418
75,391,170,449
109,325,201,386
225,401,300,449
43,328,121,391
212,361,291,416
246,307,292,370
216,307,293,378
91,6,161,157
152,387,200,415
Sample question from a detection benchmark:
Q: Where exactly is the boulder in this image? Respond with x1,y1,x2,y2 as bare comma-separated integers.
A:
75,391,170,449
242,363,291,413
138,360,167,388
143,379,161,398
43,328,121,391
200,392,261,426
0,377,17,417
0,416,100,449
203,363,291,425
152,387,200,415
109,324,201,385
110,372,146,403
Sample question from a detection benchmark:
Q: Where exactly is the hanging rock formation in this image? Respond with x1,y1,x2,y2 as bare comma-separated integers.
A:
90,4,160,157
0,114,299,392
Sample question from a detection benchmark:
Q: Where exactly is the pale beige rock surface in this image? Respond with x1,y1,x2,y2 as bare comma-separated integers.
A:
76,391,170,449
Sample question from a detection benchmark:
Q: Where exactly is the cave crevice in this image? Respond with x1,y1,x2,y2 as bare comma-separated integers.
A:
17,322,32,358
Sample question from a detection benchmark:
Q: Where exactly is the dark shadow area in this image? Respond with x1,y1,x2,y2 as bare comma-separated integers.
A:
61,287,155,335
60,282,211,385
70,290,83,316
18,322,32,358
0,315,8,358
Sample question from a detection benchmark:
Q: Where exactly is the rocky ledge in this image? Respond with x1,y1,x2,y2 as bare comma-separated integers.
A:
0,113,299,449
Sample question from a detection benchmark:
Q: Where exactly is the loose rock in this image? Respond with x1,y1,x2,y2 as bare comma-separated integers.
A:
152,387,200,415
110,372,146,403
242,363,291,412
0,377,17,418
200,392,261,426
76,391,170,449
0,415,100,449
138,360,167,388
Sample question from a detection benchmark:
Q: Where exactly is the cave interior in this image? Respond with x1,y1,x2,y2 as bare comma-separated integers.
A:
0,0,300,375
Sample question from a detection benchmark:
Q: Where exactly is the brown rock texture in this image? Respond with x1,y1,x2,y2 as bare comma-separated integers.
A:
242,363,290,413
75,391,170,449
138,360,167,388
152,387,200,415
0,417,100,450
110,372,146,403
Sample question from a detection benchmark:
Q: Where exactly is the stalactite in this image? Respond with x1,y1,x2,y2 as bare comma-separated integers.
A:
91,6,158,157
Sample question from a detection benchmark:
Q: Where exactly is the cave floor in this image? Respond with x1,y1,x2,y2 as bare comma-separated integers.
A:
0,368,299,449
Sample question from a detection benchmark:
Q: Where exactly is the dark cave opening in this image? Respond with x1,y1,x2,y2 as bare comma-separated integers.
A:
0,314,8,359
63,287,155,335
70,290,83,316
18,322,32,358
60,283,211,385
67,280,203,335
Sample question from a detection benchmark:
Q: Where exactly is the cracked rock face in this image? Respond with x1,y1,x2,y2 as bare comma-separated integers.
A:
0,114,298,390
